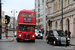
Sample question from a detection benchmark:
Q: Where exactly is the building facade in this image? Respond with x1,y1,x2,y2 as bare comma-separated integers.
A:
1,11,5,27
1,11,5,32
1,11,5,25
35,0,47,30
8,17,16,30
46,0,75,37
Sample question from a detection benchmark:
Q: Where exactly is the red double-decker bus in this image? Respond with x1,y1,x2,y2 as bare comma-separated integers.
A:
16,9,36,42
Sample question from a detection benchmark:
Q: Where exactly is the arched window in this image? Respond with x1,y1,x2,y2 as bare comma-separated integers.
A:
66,19,70,31
74,18,75,24
55,21,57,29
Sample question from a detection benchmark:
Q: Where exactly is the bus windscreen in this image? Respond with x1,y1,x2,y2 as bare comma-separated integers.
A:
19,24,26,31
19,24,34,31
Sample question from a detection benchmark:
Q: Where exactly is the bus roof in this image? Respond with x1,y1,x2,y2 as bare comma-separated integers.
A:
20,9,35,13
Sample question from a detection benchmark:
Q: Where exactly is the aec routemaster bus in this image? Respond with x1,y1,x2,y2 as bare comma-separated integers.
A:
16,9,36,42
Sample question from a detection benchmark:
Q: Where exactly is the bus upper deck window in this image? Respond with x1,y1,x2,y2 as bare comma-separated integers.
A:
29,13,35,17
21,13,27,17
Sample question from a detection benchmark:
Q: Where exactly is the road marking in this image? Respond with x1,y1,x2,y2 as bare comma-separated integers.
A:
54,46,75,49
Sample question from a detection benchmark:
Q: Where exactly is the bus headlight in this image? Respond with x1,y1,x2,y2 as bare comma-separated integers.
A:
19,34,21,37
32,35,35,37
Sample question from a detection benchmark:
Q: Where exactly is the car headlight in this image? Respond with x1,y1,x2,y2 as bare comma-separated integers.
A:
40,34,43,36
67,38,70,40
56,38,58,40
15,33,16,35
32,35,35,37
19,34,21,37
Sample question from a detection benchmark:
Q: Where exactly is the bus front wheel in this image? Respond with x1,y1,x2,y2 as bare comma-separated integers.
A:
17,38,20,42
32,39,35,43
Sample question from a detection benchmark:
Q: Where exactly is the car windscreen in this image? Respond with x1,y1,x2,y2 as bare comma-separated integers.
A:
19,24,26,31
35,31,39,33
57,30,66,36
53,30,66,36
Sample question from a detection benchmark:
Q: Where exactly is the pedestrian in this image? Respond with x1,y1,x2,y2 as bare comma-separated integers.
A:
45,31,48,36
42,30,44,34
67,30,69,38
69,31,71,38
65,30,67,36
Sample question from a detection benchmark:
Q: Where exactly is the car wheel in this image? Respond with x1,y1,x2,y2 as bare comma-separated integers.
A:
46,39,49,44
41,37,43,39
53,41,57,46
67,44,69,46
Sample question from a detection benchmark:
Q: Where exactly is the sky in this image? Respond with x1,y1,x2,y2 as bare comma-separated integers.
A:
2,0,35,20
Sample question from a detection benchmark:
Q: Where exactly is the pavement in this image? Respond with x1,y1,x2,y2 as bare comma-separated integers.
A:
0,38,14,42
0,31,14,42
70,38,75,46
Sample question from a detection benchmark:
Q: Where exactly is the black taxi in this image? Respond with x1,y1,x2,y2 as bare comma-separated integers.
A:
46,30,70,46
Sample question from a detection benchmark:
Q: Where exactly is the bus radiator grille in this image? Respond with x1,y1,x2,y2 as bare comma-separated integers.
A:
23,34,31,40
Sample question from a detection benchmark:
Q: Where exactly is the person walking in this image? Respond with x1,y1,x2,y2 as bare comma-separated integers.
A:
45,31,48,36
69,31,71,38
67,30,69,38
65,30,67,36
42,30,44,34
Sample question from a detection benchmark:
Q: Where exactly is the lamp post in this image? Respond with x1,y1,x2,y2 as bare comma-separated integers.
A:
44,0,46,37
11,10,17,33
61,0,67,47
0,0,2,39
38,16,39,30
62,0,63,31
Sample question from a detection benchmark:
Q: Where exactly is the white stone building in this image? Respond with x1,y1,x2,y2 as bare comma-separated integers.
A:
8,17,16,29
35,0,46,30
46,0,75,37
1,11,5,27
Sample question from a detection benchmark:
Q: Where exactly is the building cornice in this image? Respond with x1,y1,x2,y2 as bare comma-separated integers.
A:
46,0,55,4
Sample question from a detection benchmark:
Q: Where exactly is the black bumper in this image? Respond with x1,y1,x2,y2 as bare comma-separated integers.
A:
56,40,70,45
36,36,43,39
